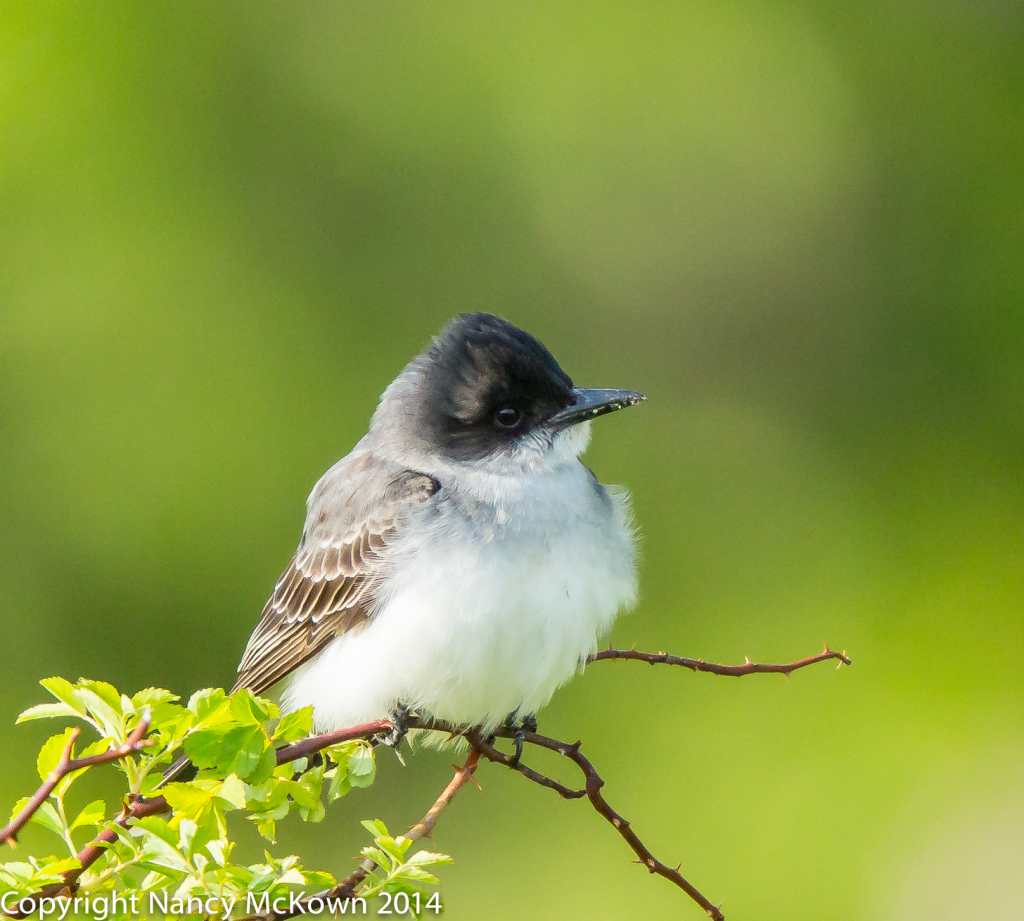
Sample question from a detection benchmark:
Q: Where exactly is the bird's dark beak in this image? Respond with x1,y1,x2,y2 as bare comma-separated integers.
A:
549,388,646,430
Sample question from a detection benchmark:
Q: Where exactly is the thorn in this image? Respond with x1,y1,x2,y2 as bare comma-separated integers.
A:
743,656,752,666
393,748,406,767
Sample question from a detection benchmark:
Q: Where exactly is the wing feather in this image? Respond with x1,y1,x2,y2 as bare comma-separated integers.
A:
232,468,439,695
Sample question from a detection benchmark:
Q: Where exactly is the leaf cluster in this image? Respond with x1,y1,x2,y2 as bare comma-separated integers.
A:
2,679,450,918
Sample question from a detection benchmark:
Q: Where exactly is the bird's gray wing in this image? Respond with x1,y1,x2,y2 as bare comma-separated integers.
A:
233,463,439,695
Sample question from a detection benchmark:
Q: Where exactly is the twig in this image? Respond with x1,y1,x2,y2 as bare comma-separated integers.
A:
485,726,725,920
588,643,851,676
7,642,847,919
273,720,392,765
468,732,585,800
0,717,153,848
235,749,483,921
6,720,393,918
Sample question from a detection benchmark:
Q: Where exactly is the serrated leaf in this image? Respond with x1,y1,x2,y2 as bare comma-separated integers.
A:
16,702,82,724
37,728,76,781
39,678,88,716
273,779,319,811
229,689,278,726
11,800,64,837
347,745,376,788
185,725,268,780
246,743,278,785
131,688,180,709
361,819,389,839
255,820,277,842
405,850,454,867
69,800,105,830
272,708,313,743
304,870,336,889
137,833,192,873
78,679,123,714
75,687,123,741
359,846,390,871
395,866,441,885
132,816,178,847
214,774,247,810
188,688,227,723
376,836,410,863
327,767,351,803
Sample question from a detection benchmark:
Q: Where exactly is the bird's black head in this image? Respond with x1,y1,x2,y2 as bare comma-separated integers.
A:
417,313,576,462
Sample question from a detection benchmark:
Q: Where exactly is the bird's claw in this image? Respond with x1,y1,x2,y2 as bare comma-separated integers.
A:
375,703,411,754
503,711,537,769
510,729,526,768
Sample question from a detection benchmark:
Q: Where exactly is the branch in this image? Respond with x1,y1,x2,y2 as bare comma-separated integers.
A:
7,642,846,919
272,719,392,764
7,720,392,917
588,643,851,676
484,726,726,921
0,717,154,848
236,749,483,921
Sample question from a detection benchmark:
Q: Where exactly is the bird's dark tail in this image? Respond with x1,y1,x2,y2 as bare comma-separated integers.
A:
159,754,197,787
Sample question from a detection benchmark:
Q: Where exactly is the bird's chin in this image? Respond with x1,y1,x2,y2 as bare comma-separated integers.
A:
551,419,592,462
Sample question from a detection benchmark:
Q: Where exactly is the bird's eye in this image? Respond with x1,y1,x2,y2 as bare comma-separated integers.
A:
494,406,523,428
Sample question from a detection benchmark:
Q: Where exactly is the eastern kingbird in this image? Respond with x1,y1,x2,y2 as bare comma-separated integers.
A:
233,313,643,744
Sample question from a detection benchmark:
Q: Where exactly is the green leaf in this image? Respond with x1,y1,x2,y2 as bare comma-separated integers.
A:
327,766,351,803
69,800,105,830
229,689,278,726
136,832,192,874
361,818,389,839
347,745,376,788
376,835,411,863
164,776,247,821
246,743,278,785
184,725,268,780
75,686,123,741
273,779,319,811
7,798,64,838
39,678,88,716
78,679,123,714
255,819,277,842
272,708,314,743
215,774,247,810
360,846,391,872
405,850,455,867
37,728,76,780
188,688,227,722
131,816,179,847
16,702,82,724
131,688,180,710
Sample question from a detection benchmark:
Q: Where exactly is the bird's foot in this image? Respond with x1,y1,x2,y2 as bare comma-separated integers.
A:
503,712,538,769
374,703,411,761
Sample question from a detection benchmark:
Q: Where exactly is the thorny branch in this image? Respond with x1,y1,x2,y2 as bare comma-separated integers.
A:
235,749,484,921
5,644,849,920
588,643,851,676
0,717,154,848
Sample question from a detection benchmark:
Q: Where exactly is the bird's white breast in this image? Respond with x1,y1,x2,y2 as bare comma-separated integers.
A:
283,461,637,733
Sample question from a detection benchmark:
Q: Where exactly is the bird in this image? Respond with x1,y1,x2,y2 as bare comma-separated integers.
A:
232,313,643,756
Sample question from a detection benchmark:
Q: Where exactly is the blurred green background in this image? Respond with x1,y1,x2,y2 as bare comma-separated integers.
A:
1,3,1022,919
